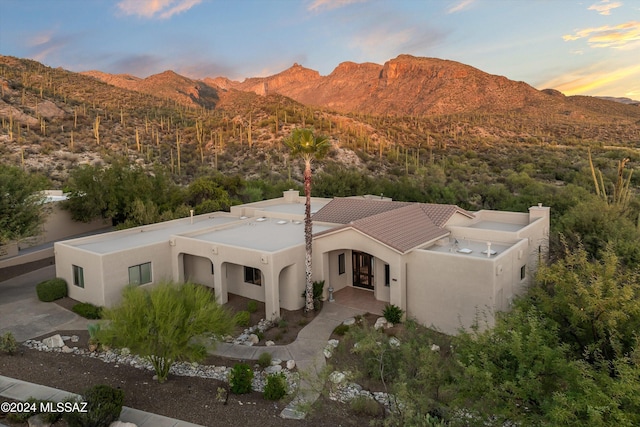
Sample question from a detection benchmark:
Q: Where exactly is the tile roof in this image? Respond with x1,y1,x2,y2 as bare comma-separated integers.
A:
311,198,412,224
313,198,474,253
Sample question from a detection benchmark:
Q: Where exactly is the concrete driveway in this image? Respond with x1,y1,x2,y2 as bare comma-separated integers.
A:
0,266,85,342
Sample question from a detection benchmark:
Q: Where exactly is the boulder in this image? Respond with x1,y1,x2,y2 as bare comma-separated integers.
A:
329,371,346,384
265,340,275,347
342,317,356,326
264,365,282,374
61,345,74,353
70,335,79,343
286,360,296,370
389,337,400,348
249,334,259,344
431,344,440,352
327,339,339,348
42,334,64,349
374,317,387,330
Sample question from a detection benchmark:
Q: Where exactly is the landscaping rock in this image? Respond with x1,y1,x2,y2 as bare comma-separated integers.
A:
264,364,282,374
61,345,73,353
286,359,296,370
327,339,339,348
323,347,333,359
431,344,440,352
271,358,282,366
329,371,346,384
265,340,275,346
249,334,259,344
374,317,387,330
342,317,356,326
389,337,401,348
42,334,64,349
109,422,137,427
27,414,50,427
70,335,79,343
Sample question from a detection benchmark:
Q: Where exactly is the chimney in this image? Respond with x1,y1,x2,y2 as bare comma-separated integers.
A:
283,189,300,203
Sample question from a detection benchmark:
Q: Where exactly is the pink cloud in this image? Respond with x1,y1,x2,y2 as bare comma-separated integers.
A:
588,0,622,16
307,0,367,12
117,0,202,20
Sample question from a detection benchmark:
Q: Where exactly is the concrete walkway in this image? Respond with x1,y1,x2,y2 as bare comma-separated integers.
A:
211,302,365,419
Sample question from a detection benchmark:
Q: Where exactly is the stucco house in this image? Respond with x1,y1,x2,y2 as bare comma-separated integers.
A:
54,190,549,334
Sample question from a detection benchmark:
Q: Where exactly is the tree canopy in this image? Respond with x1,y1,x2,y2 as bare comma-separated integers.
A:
0,164,48,244
99,281,235,383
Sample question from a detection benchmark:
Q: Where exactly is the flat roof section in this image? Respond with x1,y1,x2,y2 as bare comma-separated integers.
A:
468,221,525,232
70,216,240,254
258,201,329,216
425,239,512,259
193,217,332,252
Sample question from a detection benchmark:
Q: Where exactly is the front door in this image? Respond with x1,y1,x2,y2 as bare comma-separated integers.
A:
352,251,374,290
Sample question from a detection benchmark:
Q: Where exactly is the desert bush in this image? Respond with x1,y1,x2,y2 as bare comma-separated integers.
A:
383,304,404,324
247,300,258,313
72,302,102,319
64,384,124,427
229,363,253,394
234,310,251,327
350,395,382,416
333,324,350,336
0,331,17,354
35,278,67,302
263,372,287,400
257,352,272,369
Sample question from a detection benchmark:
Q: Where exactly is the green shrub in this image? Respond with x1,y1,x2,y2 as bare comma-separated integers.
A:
257,352,272,369
247,300,258,313
0,331,17,354
72,302,102,319
263,372,287,400
350,395,382,416
301,280,325,309
35,278,67,302
64,384,124,427
383,304,404,324
234,310,251,327
229,363,253,394
333,324,350,336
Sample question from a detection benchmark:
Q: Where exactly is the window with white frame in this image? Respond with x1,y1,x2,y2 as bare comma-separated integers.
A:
129,262,152,285
244,266,262,286
72,265,84,288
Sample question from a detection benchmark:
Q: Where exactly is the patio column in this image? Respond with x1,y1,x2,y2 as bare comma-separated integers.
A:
213,261,228,304
263,264,280,321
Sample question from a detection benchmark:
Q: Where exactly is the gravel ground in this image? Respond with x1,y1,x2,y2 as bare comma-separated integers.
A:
0,335,378,427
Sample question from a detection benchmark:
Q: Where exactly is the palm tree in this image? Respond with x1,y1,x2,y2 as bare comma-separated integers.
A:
284,128,331,312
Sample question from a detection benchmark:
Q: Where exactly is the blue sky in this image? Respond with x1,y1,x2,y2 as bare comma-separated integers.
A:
1,0,639,98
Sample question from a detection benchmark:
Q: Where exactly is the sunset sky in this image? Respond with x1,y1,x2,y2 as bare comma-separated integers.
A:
1,0,639,99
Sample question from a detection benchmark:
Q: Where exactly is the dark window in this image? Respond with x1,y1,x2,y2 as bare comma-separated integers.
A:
338,253,345,275
520,265,526,280
72,265,84,288
384,264,390,287
244,266,262,286
129,262,152,285
211,262,214,275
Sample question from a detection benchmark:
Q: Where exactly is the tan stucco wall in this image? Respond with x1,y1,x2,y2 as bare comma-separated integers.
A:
406,250,496,335
41,204,110,243
183,254,215,287
55,243,105,307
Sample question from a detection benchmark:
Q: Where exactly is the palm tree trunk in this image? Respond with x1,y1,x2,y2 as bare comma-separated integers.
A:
304,158,314,312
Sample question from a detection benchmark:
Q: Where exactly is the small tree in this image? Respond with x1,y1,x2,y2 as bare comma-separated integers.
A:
100,281,234,383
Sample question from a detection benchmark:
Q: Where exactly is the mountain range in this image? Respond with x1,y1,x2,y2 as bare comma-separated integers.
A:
81,54,639,118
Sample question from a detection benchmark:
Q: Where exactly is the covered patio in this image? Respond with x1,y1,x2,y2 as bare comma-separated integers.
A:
331,286,387,315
